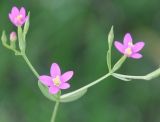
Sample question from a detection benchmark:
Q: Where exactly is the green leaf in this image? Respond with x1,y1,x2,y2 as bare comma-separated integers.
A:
60,88,88,103
145,67,160,80
112,56,127,72
1,31,7,45
107,51,111,71
108,26,114,47
112,73,131,81
38,81,58,102
107,26,114,71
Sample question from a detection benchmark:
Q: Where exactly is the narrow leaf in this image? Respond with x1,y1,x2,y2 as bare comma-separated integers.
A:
145,67,160,80
108,26,114,47
60,88,87,103
23,12,30,35
107,26,114,71
112,73,131,81
112,56,127,72
1,31,7,45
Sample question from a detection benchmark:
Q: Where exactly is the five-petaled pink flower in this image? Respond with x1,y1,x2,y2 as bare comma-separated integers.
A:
114,33,145,59
39,63,74,94
9,6,28,27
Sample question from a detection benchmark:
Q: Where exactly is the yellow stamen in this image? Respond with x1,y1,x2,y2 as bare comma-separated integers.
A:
52,76,61,86
16,14,23,21
125,47,132,56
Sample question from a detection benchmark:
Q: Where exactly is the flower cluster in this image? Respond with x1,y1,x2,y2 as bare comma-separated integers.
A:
6,6,146,96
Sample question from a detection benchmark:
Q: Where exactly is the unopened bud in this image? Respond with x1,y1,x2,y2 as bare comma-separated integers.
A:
10,32,17,42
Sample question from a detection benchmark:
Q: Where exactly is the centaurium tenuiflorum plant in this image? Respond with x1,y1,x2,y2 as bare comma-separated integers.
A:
2,6,160,122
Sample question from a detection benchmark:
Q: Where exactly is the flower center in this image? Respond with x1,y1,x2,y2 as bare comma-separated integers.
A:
52,76,61,86
128,42,133,47
16,14,23,21
125,47,132,56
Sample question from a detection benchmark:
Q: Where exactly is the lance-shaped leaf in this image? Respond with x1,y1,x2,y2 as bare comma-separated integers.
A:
107,26,114,71
112,73,131,81
112,55,127,72
60,88,88,103
23,12,30,36
145,67,160,80
1,31,7,45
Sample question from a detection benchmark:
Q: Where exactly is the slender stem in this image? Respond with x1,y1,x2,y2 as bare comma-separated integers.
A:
51,100,60,122
61,73,111,99
22,53,39,78
80,73,111,90
21,53,60,122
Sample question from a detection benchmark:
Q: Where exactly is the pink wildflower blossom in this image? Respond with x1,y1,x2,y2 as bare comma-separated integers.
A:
39,63,74,94
114,33,145,59
9,6,28,27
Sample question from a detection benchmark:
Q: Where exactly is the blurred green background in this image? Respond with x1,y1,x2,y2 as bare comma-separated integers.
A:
1,0,160,122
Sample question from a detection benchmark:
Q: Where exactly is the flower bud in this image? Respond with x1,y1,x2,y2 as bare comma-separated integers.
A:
10,32,17,42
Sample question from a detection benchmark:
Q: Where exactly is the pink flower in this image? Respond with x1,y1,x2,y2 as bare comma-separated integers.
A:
114,33,145,59
9,6,28,27
39,63,74,94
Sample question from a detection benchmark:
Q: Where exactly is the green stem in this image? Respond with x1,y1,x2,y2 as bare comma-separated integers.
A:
21,53,60,122
64,73,111,95
51,100,60,122
22,53,39,78
81,73,111,89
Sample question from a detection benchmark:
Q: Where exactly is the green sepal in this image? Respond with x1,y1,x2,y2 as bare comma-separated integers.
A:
10,41,16,49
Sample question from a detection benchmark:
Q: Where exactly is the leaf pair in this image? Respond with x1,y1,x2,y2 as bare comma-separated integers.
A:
38,82,87,103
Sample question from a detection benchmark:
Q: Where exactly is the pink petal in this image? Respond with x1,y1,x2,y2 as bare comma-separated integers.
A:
123,33,133,46
9,13,14,23
61,71,74,82
20,7,26,17
130,53,143,59
11,6,19,16
114,41,125,54
39,75,52,86
50,63,61,78
132,42,145,53
59,83,70,89
49,86,60,94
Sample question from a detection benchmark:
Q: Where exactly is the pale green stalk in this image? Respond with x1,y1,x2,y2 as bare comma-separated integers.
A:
51,94,60,122
22,53,39,78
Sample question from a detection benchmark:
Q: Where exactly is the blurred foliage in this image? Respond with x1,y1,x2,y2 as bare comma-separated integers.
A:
1,0,160,122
